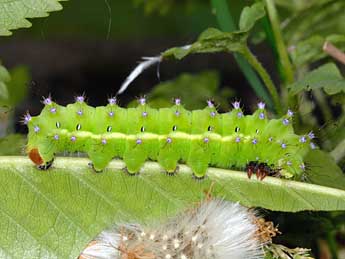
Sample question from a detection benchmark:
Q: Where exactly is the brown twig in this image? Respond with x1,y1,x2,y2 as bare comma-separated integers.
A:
323,41,345,65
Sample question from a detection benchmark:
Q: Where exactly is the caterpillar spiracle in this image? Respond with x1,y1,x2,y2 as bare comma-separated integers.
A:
24,96,315,179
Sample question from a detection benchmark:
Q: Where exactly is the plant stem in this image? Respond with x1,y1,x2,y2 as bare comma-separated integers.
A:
241,46,283,114
210,0,273,109
313,89,333,122
330,138,345,163
264,0,294,85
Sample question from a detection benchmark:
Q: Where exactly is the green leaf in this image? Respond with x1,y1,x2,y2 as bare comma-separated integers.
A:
0,0,66,36
0,156,345,257
282,1,345,45
290,34,345,67
162,2,266,60
0,134,26,155
6,66,30,106
288,63,345,95
162,27,247,60
0,65,30,108
304,150,345,190
238,2,265,32
0,63,11,101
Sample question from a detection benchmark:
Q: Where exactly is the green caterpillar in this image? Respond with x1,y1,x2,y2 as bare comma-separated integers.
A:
24,96,315,178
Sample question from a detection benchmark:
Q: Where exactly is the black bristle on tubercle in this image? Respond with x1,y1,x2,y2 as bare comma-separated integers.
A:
21,111,32,125
107,96,117,105
137,95,147,105
41,94,53,105
75,93,87,103
164,166,180,176
192,173,207,181
173,97,181,105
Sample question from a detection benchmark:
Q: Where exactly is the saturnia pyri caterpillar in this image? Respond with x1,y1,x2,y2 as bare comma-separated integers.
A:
24,96,315,179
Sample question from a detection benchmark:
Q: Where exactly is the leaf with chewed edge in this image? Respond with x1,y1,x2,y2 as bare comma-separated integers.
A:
0,0,67,36
0,156,345,258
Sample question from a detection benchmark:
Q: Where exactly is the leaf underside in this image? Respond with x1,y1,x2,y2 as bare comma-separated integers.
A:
0,0,66,36
0,156,345,258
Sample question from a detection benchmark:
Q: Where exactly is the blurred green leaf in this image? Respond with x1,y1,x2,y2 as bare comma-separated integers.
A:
239,2,265,32
275,0,330,12
163,3,265,60
304,150,345,190
0,134,26,155
288,63,345,95
290,34,345,67
0,63,11,102
163,27,247,60
282,1,345,45
331,93,345,105
147,70,234,110
0,64,11,82
0,65,30,108
0,0,67,36
1,156,345,257
6,66,30,106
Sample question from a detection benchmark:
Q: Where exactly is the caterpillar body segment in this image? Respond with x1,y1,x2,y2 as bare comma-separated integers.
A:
25,97,313,178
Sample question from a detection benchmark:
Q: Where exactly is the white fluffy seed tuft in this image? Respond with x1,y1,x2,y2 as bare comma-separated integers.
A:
79,200,265,259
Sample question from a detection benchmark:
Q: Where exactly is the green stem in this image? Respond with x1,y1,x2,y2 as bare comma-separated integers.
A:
211,0,273,109
330,138,345,163
264,0,294,84
241,46,283,115
313,89,333,122
326,231,339,259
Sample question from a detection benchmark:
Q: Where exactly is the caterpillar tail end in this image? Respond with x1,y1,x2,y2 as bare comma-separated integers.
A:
28,148,53,170
28,148,44,165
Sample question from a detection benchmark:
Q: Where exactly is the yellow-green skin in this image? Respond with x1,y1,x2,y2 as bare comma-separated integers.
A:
26,99,312,178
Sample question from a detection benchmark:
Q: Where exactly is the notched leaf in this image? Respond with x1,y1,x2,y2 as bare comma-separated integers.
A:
162,2,265,61
239,2,265,32
288,63,345,95
0,0,66,36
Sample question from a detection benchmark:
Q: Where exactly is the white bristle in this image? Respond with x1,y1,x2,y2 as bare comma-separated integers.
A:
117,56,162,95
79,200,264,259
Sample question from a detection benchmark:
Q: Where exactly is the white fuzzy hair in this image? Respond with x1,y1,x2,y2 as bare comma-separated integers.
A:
79,200,264,259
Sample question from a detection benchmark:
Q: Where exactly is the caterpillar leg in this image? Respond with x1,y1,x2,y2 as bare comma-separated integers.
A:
165,166,179,176
122,167,140,176
88,149,113,172
37,159,54,170
158,148,179,175
28,147,54,170
88,162,103,173
246,162,271,181
123,149,146,175
246,161,257,179
187,154,209,179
